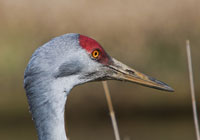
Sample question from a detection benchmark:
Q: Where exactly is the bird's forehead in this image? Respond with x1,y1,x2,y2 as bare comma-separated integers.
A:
79,35,105,53
79,34,112,65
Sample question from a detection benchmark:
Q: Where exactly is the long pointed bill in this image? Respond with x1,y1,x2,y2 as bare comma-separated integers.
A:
107,58,174,92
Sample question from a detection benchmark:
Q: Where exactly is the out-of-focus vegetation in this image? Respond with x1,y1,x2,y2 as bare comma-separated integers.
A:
0,0,200,140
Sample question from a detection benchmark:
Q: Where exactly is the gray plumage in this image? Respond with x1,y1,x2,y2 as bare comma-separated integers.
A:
24,33,104,140
24,33,174,140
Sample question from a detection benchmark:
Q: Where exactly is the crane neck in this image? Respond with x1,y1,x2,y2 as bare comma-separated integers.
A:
26,77,75,140
33,88,68,140
38,97,67,140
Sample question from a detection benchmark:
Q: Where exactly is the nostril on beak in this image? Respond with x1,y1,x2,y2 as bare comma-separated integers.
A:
125,69,135,75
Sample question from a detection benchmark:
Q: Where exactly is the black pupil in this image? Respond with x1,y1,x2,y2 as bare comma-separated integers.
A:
94,51,98,56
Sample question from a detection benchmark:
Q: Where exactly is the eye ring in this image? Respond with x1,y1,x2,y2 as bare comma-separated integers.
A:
92,49,100,59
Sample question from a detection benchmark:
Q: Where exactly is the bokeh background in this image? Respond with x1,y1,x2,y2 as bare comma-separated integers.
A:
0,0,200,140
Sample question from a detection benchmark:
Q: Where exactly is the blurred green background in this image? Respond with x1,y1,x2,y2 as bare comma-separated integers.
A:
0,0,200,140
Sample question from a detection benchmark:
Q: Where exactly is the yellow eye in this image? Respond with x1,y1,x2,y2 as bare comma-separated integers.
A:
92,50,100,59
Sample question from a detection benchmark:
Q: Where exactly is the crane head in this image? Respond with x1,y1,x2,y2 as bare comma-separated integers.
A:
24,33,173,140
24,33,173,93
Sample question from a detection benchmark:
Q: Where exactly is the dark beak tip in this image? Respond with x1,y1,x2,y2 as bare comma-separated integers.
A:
169,88,175,92
148,77,174,92
163,86,174,92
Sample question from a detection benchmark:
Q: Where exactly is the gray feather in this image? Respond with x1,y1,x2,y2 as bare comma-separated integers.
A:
55,60,82,78
23,33,105,140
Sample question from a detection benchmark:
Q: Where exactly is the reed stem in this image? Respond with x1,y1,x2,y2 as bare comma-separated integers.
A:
102,81,121,140
186,40,200,140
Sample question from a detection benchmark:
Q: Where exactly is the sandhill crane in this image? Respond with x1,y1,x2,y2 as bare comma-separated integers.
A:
24,33,173,140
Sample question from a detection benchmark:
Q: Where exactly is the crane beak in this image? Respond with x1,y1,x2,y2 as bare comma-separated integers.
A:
106,58,174,92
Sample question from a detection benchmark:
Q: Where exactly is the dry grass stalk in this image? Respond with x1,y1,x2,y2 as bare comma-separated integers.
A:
102,81,121,140
186,40,200,140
